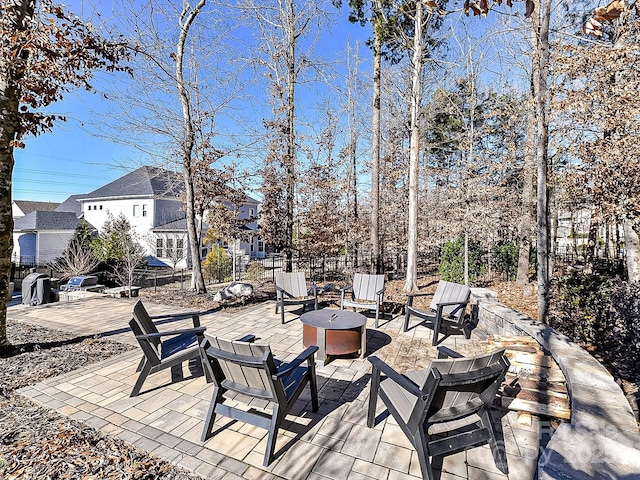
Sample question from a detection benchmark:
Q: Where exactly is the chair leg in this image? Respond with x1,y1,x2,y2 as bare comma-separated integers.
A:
201,386,222,442
415,427,436,480
263,405,281,466
480,408,508,473
367,368,381,428
130,362,152,397
307,360,319,412
374,305,380,329
403,310,411,332
280,302,285,324
135,355,146,372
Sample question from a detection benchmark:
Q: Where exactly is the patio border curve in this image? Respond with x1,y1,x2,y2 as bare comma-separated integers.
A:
470,288,640,480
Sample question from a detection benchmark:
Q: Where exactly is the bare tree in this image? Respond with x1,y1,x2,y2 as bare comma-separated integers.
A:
242,0,334,272
50,239,99,280
95,0,245,293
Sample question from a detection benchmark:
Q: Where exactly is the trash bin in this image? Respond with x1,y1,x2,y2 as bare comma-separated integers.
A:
22,272,51,306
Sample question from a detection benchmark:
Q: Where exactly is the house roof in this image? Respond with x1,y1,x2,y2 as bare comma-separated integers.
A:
13,211,86,231
13,200,60,215
55,194,85,217
79,166,184,201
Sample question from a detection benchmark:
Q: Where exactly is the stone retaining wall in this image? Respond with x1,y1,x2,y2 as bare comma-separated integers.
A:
470,288,640,479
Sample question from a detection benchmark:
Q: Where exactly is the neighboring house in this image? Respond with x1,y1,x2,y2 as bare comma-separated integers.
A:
55,194,86,218
12,211,87,265
78,166,263,268
12,200,60,219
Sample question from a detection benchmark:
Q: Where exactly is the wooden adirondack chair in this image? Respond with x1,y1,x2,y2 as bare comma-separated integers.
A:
340,273,385,328
129,300,208,397
274,272,318,324
404,280,471,345
199,333,319,466
367,347,510,480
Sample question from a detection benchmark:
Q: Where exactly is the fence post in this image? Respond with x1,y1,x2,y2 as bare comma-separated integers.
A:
181,269,184,290
272,256,275,283
154,270,157,292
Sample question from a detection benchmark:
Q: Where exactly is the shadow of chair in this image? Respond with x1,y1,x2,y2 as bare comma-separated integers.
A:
275,272,318,324
129,300,209,397
340,273,385,328
404,280,471,346
199,333,319,466
367,347,510,480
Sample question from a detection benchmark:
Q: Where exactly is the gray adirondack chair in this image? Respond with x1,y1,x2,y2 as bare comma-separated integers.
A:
404,280,471,345
274,272,318,324
367,347,510,480
340,273,385,328
199,333,319,466
129,300,208,397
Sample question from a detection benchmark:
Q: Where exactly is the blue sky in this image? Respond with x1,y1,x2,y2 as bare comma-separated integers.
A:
12,0,373,204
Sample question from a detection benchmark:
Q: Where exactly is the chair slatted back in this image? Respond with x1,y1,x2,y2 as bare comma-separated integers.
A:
429,281,471,320
204,333,279,401
426,349,508,424
353,273,385,302
131,301,161,363
275,272,308,299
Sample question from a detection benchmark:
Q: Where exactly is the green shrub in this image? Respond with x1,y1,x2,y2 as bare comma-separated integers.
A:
438,237,484,283
491,240,519,279
202,245,232,283
246,261,265,282
550,274,640,383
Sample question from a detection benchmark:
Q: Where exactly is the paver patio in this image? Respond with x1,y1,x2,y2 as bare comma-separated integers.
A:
9,295,545,480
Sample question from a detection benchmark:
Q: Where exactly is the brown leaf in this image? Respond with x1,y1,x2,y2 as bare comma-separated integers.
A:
464,0,471,15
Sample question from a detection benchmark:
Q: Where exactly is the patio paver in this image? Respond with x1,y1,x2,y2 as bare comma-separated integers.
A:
9,295,543,480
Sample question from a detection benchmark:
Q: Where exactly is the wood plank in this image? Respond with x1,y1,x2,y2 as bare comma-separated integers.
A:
507,363,566,383
503,375,568,395
509,352,555,368
502,387,569,405
502,397,571,420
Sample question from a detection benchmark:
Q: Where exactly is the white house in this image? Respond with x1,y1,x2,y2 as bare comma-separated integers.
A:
78,166,263,268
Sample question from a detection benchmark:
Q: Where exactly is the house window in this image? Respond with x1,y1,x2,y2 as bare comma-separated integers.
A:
258,240,264,252
249,208,254,217
156,238,163,257
99,205,103,210
201,247,208,258
142,204,147,217
250,236,254,252
176,238,184,259
166,238,174,257
133,205,140,217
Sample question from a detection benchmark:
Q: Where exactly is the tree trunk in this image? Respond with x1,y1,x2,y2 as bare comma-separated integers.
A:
403,0,424,293
623,218,640,282
516,98,536,286
284,0,296,273
533,0,552,323
0,0,35,351
370,8,382,274
584,206,599,274
176,0,207,293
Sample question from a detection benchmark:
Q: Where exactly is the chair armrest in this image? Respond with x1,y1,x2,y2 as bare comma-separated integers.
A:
136,326,206,340
406,292,434,298
275,346,319,379
437,346,464,359
376,288,385,296
149,312,201,327
368,356,428,400
236,334,257,343
340,284,353,293
435,300,469,307
309,284,318,297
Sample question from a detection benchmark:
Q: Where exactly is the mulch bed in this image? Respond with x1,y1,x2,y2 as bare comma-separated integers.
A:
0,321,202,480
